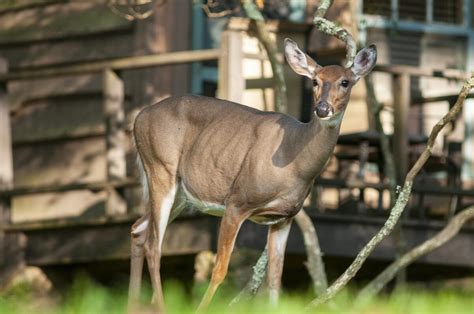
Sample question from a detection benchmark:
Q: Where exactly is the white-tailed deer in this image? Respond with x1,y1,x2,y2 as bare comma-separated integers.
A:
129,38,376,312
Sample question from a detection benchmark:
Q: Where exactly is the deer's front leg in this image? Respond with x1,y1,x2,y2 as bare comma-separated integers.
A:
267,218,293,305
197,208,249,312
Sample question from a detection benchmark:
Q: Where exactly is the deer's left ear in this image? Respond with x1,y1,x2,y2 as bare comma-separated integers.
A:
351,45,377,80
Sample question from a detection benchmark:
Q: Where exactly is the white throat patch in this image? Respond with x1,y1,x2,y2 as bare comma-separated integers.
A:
318,110,344,128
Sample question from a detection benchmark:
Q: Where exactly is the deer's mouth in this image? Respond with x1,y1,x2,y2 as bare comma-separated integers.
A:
318,111,334,120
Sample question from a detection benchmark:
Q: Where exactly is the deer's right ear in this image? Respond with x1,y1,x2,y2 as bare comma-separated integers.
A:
284,38,320,79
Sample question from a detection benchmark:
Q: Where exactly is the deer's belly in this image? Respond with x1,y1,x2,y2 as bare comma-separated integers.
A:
181,183,226,217
180,182,296,225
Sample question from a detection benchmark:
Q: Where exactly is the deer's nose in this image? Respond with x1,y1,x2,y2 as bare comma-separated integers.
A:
315,101,333,118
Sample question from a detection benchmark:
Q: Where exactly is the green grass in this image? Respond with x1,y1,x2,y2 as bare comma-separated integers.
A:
1,277,473,314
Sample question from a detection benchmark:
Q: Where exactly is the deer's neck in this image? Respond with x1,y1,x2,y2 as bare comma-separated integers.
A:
296,111,343,179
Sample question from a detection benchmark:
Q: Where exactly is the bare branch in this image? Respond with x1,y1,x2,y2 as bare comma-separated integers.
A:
294,210,328,295
358,206,474,299
229,245,268,305
312,0,357,68
231,210,328,303
241,0,288,113
365,74,407,283
307,73,474,309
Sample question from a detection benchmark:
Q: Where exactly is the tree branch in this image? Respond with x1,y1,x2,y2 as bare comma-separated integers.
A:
242,0,288,113
313,0,357,68
365,74,407,284
229,245,268,305
307,73,474,309
358,206,474,299
294,210,328,296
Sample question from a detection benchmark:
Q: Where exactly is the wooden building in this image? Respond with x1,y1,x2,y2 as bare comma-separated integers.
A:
0,0,473,289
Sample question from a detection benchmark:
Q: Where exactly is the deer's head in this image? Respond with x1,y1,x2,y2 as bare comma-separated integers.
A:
284,38,377,123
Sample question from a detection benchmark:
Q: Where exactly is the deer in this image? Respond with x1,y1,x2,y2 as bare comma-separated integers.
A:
128,38,377,312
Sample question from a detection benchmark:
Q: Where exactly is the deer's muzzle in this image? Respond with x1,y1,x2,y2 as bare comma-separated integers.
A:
315,101,334,119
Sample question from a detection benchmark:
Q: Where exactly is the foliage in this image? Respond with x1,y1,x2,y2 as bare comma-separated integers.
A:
0,277,473,314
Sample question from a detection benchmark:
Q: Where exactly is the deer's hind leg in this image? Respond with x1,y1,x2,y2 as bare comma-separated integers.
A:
129,212,151,307
144,168,178,313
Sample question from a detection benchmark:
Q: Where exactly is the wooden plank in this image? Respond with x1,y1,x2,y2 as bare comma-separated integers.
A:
412,93,474,105
0,178,138,198
374,64,468,80
0,3,132,45
315,177,474,198
218,30,244,102
393,74,411,183
245,78,274,89
12,137,106,187
1,49,220,81
8,74,104,112
0,233,27,285
237,212,474,268
0,58,13,232
23,216,216,265
11,94,106,144
0,1,58,13
103,69,126,181
103,69,127,216
10,137,109,224
0,60,12,189
3,32,135,69
0,58,25,285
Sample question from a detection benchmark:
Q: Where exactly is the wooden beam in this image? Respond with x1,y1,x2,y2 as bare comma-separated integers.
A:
374,64,468,81
0,58,13,231
0,58,25,285
24,216,216,266
218,31,244,103
103,69,127,216
0,60,12,190
315,177,474,198
245,78,274,89
0,178,138,197
0,57,12,279
103,69,126,181
1,49,220,82
237,212,474,268
393,73,411,183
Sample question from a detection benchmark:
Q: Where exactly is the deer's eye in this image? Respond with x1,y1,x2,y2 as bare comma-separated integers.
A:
341,80,349,88
312,79,319,87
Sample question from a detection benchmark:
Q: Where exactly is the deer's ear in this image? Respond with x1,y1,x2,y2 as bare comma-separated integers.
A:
284,38,320,79
351,44,377,79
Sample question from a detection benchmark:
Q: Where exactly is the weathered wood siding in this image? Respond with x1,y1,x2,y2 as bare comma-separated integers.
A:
0,0,191,222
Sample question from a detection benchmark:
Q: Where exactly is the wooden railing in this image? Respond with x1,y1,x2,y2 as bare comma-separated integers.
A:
316,65,471,218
